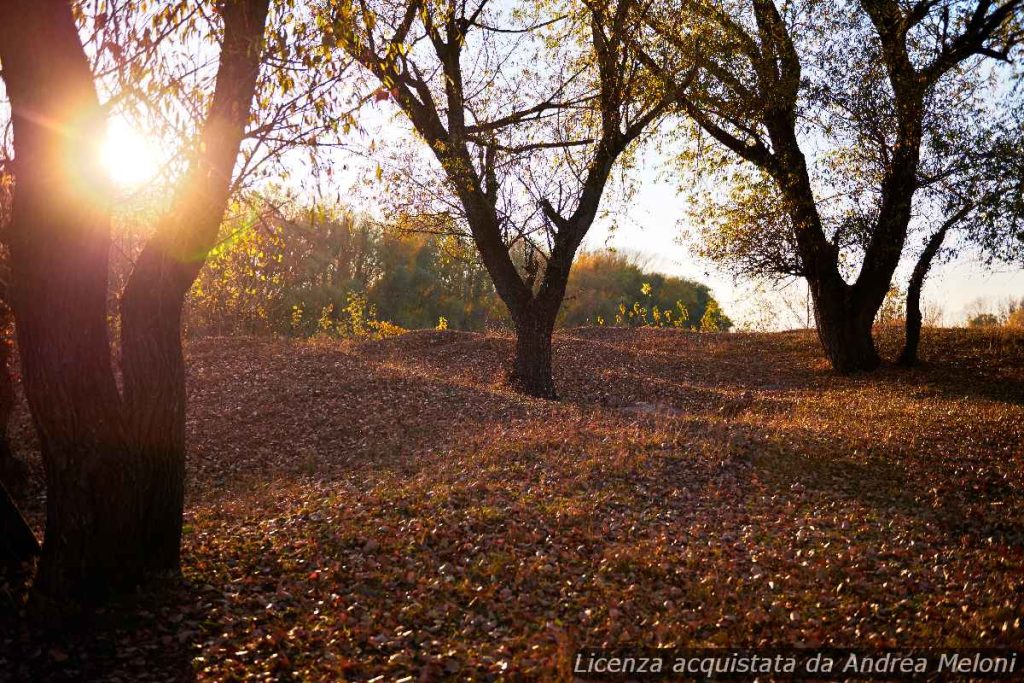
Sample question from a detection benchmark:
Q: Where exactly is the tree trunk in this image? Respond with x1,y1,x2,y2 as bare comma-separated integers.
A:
509,302,559,399
119,0,270,574
120,283,187,573
1,480,39,570
898,222,951,366
0,0,147,601
810,280,881,373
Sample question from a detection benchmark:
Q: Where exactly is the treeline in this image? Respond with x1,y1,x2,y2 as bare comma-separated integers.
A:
561,251,732,331
187,205,731,337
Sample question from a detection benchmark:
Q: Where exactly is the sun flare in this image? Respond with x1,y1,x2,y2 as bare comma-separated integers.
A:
101,118,161,188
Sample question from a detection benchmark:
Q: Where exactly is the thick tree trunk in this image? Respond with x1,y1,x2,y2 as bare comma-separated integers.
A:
810,280,881,373
898,222,951,366
1,480,39,570
0,0,146,601
509,303,559,399
120,285,187,573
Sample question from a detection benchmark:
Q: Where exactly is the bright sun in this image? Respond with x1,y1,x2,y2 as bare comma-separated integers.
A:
101,118,161,188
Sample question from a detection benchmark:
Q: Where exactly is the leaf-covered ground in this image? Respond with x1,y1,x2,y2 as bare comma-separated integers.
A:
2,327,1023,680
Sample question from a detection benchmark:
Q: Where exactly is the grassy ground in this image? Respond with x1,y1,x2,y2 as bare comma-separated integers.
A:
2,327,1023,680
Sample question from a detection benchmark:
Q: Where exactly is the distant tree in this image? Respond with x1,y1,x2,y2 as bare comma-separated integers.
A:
1006,301,1024,328
189,204,505,335
0,0,270,601
699,299,732,332
370,230,502,330
644,0,1023,372
560,250,728,329
968,312,1002,328
332,0,694,397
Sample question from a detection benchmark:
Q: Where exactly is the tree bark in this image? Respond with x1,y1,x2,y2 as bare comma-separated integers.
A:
0,0,145,600
509,302,559,399
898,221,952,366
810,280,881,373
119,0,270,574
1,480,39,570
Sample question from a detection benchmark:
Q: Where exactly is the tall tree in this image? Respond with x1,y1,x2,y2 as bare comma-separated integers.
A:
119,0,272,574
332,0,690,397
0,0,270,601
645,0,1022,371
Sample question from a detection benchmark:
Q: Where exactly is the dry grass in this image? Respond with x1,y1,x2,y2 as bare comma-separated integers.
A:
2,327,1022,680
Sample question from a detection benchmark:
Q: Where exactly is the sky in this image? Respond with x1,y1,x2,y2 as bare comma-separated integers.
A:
92,100,1022,333
54,4,1022,334
582,153,1024,330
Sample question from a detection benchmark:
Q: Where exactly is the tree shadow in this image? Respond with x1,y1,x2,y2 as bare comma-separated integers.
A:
723,419,1024,549
0,576,205,682
873,327,1024,406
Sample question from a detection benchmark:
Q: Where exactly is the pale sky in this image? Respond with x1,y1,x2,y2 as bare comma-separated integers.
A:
584,153,1024,330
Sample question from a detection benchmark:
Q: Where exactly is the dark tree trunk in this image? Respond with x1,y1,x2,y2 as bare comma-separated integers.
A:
898,222,952,366
119,0,270,574
120,287,187,573
0,0,147,601
809,278,881,373
1,480,39,570
814,301,880,372
509,302,559,399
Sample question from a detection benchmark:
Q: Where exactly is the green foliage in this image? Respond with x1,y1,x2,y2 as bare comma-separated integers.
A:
968,313,1001,328
560,251,731,331
699,299,730,332
189,222,731,336
188,201,505,337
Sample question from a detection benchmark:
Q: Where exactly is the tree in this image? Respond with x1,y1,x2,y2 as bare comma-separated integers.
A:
559,250,727,329
332,0,692,397
0,273,36,572
644,0,1022,372
118,0,273,573
898,117,1024,364
968,312,1001,327
0,0,270,601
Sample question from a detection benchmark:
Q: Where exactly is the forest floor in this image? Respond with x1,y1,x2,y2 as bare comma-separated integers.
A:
2,327,1023,681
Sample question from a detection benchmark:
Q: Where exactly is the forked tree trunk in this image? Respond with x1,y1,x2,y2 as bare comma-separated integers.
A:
509,302,559,399
0,0,269,601
809,280,881,373
898,223,951,366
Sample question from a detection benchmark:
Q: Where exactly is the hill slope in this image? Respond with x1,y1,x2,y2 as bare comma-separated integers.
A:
3,328,1023,680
